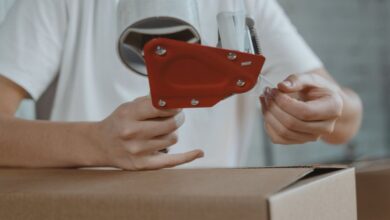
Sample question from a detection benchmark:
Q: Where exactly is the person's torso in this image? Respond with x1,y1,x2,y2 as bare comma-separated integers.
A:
48,0,265,167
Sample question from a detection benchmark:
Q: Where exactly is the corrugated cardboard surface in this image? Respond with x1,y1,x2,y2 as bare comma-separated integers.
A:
269,168,357,220
0,168,313,220
355,159,390,220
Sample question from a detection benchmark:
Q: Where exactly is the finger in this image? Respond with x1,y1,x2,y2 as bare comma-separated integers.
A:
126,133,178,155
277,73,321,93
270,88,342,121
266,98,336,135
259,95,267,114
132,96,182,120
140,111,185,138
264,123,305,145
263,108,320,143
142,150,204,170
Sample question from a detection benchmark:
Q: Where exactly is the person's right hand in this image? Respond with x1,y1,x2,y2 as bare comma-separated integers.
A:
93,96,204,170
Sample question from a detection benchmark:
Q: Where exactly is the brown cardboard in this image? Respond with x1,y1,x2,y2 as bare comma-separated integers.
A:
0,167,356,220
269,168,356,220
355,159,390,220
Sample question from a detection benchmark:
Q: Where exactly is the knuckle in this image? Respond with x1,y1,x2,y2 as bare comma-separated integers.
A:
134,104,145,118
300,108,315,120
117,103,131,118
119,128,130,139
151,107,161,116
168,134,179,145
126,142,143,155
168,117,180,130
119,127,137,139
278,127,290,138
284,118,296,130
277,95,293,109
127,146,140,155
133,101,143,114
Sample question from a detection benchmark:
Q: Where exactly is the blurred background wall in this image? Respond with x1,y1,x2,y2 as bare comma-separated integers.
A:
267,0,390,165
1,0,389,165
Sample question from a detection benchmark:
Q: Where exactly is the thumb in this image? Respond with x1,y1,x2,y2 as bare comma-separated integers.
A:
277,74,315,93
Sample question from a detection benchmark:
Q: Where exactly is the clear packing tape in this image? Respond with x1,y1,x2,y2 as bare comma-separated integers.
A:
217,11,275,97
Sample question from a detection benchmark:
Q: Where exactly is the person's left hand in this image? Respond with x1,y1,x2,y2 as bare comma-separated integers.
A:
260,72,344,145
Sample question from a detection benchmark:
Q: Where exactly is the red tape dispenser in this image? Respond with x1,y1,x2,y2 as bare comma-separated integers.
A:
144,38,266,109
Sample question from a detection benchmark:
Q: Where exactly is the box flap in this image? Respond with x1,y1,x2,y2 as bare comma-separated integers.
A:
268,168,357,220
0,168,313,220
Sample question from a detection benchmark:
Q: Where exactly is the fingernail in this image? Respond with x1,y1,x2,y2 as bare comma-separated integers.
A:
282,80,293,87
259,95,265,101
270,88,278,97
265,87,271,96
175,112,185,127
264,88,271,105
262,88,267,95
198,151,205,158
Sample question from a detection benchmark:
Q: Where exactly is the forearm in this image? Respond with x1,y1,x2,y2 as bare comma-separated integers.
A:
322,88,363,144
0,115,106,168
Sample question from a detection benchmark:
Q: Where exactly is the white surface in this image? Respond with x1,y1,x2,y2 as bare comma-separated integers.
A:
0,0,35,120
0,0,13,22
0,0,322,167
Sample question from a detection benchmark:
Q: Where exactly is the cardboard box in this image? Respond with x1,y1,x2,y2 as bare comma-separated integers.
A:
355,159,390,220
0,167,356,220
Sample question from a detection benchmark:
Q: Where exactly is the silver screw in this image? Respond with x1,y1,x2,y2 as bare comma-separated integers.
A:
158,99,167,107
191,99,200,106
241,61,252,66
227,52,237,60
155,46,167,56
236,79,246,87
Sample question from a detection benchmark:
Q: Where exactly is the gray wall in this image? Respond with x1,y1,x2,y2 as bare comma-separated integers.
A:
272,0,390,165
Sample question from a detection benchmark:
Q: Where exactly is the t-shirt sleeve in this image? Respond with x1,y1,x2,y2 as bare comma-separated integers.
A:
245,0,323,84
0,0,67,100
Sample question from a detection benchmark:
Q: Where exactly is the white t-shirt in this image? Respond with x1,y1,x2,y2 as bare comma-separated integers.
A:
0,0,322,167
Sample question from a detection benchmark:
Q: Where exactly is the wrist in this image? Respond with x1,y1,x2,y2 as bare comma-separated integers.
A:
322,88,363,144
76,122,111,167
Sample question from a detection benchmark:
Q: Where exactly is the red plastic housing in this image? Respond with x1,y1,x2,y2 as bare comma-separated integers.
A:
144,38,266,109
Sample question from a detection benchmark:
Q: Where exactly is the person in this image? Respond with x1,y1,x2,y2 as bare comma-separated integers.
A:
0,0,362,170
